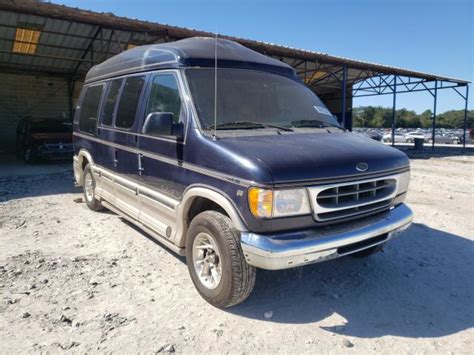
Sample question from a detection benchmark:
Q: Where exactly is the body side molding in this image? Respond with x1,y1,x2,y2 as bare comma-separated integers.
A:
73,155,247,251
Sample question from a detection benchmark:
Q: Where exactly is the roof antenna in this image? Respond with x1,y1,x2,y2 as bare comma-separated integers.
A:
213,30,218,140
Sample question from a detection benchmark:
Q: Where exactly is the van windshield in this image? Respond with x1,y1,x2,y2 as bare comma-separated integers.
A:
185,68,341,131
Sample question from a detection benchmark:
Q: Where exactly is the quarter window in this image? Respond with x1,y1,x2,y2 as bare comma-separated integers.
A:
79,85,103,134
115,76,145,129
146,74,183,124
101,79,122,126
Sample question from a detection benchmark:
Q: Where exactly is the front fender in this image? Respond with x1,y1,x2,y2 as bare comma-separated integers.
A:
173,186,248,247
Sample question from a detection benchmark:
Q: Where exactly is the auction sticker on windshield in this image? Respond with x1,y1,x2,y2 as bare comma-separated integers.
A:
313,105,332,116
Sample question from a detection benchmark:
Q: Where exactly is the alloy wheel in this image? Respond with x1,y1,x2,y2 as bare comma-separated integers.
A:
192,232,223,289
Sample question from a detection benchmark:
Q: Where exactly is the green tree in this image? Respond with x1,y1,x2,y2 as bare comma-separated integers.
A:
352,106,473,129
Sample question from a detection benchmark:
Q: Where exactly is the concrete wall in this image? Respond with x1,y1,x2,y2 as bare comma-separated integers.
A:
0,73,73,152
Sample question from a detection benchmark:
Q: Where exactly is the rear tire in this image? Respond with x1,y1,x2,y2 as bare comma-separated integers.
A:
186,210,256,308
83,164,103,211
351,243,385,258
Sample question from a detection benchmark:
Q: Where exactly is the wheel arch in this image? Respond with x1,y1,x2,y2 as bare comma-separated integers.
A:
174,187,248,248
73,149,95,186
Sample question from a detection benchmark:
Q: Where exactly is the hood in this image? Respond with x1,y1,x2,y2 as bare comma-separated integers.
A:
217,131,409,184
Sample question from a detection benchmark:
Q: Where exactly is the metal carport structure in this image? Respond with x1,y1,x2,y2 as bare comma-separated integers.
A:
0,0,470,151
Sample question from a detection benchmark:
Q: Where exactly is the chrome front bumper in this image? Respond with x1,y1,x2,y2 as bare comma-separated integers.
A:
240,203,413,270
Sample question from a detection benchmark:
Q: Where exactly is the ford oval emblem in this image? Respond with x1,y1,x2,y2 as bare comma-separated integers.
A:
356,162,368,172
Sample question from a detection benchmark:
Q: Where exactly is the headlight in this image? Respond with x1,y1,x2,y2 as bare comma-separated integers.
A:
393,170,410,205
248,187,311,218
396,170,410,195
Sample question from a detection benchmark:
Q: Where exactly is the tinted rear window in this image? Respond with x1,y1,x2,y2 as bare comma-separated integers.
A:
79,85,103,134
101,79,122,126
115,76,145,129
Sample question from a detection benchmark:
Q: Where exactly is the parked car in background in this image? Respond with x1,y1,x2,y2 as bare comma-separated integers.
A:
361,130,383,141
404,132,426,143
16,117,73,163
427,134,461,145
382,132,406,143
354,127,472,145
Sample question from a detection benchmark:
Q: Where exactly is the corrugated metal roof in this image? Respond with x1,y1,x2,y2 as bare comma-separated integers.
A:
0,0,469,88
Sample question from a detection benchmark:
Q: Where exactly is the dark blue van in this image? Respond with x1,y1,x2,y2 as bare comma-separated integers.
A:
73,37,413,308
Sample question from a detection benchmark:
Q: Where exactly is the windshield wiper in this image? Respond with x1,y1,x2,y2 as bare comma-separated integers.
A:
290,119,346,131
262,123,293,132
208,121,293,132
208,121,264,130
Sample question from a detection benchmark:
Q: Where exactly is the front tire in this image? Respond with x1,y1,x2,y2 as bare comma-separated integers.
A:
186,211,256,308
83,164,102,211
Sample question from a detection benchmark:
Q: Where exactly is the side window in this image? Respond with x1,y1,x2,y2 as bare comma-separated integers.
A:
115,76,145,129
146,74,183,125
101,79,122,126
79,85,104,134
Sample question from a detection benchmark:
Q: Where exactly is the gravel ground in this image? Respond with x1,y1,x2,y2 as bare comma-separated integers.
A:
0,152,473,354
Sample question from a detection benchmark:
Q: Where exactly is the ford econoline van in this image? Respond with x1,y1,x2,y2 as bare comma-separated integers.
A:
73,37,413,308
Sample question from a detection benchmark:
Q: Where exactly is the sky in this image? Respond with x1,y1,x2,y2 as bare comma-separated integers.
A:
51,0,473,113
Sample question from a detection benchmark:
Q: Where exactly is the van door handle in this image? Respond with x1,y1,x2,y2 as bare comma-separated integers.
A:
113,150,118,168
138,153,144,175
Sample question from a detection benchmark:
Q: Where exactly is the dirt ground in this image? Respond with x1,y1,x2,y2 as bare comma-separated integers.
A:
0,150,473,354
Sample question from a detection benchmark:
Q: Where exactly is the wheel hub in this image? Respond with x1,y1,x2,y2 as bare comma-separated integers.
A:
192,232,222,289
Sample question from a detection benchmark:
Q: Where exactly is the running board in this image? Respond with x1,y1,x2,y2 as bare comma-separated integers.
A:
101,200,186,256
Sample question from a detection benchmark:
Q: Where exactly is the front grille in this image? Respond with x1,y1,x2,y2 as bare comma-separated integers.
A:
308,177,398,222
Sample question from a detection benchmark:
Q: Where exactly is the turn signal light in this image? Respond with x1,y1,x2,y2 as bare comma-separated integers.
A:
248,187,273,218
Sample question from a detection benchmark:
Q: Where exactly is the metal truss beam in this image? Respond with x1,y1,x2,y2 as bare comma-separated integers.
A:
353,74,464,97
70,26,102,79
352,73,470,150
0,64,74,78
0,49,99,64
0,36,120,59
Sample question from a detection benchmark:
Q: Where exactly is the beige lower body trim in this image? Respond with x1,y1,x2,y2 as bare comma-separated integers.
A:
90,163,247,250
101,200,185,256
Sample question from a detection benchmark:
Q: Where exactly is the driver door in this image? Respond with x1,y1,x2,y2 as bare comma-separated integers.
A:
136,71,186,236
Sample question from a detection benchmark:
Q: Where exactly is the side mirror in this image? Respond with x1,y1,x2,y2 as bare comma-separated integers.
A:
143,112,174,136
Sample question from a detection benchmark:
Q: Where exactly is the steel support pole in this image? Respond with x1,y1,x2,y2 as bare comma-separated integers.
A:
431,81,438,150
391,76,397,147
68,79,76,122
341,65,348,128
462,85,469,149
